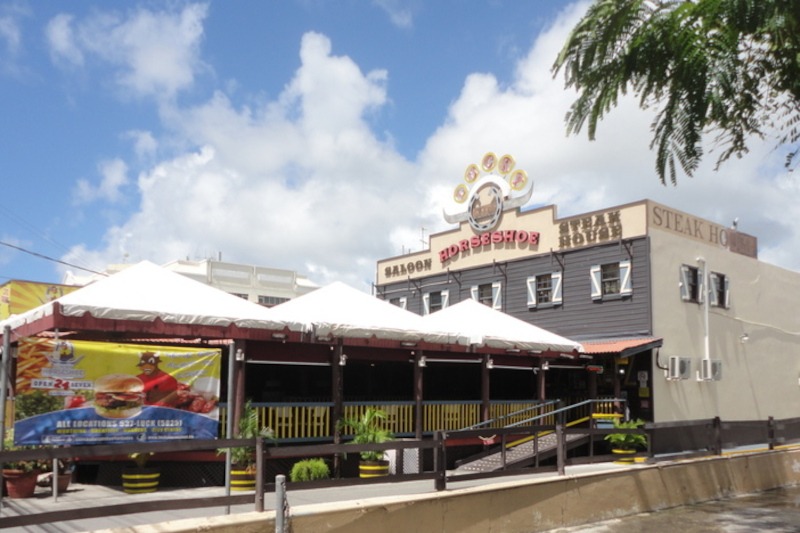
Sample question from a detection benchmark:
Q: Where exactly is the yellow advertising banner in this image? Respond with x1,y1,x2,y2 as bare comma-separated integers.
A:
0,281,78,319
14,338,221,446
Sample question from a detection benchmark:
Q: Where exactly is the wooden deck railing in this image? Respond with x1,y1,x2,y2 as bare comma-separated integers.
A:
222,400,555,441
218,397,623,442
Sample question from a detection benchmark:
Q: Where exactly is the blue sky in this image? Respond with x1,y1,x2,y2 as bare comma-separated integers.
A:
1,0,796,291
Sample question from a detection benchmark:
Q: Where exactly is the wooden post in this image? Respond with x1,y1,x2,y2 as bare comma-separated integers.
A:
481,354,491,424
434,431,447,491
232,341,247,435
556,423,565,476
712,416,722,455
768,416,775,450
414,351,424,441
537,361,546,401
331,340,344,477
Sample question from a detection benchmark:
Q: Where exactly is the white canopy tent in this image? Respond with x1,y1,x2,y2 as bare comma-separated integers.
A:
0,260,302,338
422,298,584,355
267,281,467,345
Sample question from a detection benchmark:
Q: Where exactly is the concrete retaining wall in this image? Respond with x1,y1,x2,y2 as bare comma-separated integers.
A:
118,447,800,533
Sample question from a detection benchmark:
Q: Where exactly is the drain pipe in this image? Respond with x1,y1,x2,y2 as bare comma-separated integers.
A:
697,257,710,376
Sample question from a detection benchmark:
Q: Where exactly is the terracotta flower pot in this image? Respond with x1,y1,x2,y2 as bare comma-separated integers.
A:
3,469,40,498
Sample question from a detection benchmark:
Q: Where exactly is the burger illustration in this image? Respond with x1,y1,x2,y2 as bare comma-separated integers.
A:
93,374,145,419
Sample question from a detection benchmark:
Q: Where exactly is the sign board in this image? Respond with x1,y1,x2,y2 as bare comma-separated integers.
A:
13,338,221,446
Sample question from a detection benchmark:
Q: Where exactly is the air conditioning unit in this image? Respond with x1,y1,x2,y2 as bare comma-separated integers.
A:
699,359,722,381
667,356,691,380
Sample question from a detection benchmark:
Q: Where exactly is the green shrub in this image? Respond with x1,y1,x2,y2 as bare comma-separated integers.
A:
604,418,648,451
290,458,330,482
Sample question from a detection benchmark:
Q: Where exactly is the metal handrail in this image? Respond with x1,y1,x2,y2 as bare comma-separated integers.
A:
505,397,626,429
464,399,560,430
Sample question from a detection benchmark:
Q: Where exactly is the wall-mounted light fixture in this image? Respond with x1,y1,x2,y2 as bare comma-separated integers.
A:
417,356,427,368
541,361,550,371
339,353,347,366
486,358,494,369
740,333,749,344
235,349,245,361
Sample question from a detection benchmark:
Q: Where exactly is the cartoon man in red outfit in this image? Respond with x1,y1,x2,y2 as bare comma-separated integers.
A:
136,352,179,407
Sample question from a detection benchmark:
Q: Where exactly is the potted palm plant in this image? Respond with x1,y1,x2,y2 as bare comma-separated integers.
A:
604,418,647,463
121,452,160,494
338,407,394,478
221,400,274,491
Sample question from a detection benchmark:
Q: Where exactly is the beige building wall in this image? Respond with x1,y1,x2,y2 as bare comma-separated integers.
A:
648,202,800,422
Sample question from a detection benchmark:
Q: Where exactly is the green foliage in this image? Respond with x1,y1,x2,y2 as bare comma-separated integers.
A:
553,0,800,184
129,452,153,469
289,458,330,482
338,407,394,462
604,418,648,451
219,400,275,470
2,428,40,472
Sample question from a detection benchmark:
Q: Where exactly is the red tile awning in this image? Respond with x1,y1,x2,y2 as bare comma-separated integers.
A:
579,336,662,358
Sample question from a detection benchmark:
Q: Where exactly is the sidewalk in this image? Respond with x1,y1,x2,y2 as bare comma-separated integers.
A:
1,462,642,532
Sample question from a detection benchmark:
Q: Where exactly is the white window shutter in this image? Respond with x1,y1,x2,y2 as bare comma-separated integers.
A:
723,276,730,308
697,267,705,305
470,285,479,301
709,273,720,307
552,271,563,305
679,265,691,301
422,293,430,315
491,282,502,310
590,265,602,300
526,277,537,307
441,290,450,309
620,260,632,296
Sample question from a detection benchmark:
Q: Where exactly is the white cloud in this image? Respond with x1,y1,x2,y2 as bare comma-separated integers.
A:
0,14,21,54
45,13,83,67
372,0,415,29
48,3,208,101
74,159,129,204
124,129,158,160
0,3,29,77
64,2,800,291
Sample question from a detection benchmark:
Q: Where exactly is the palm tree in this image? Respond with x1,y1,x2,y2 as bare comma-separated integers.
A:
552,0,800,185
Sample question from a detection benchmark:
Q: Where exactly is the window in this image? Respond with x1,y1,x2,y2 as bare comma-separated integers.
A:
423,290,449,315
232,293,249,300
679,265,703,303
470,282,501,309
526,272,563,308
709,272,729,308
258,295,289,307
389,297,408,310
590,260,632,300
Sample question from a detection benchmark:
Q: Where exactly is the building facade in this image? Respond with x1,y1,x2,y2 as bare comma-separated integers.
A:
376,198,798,424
